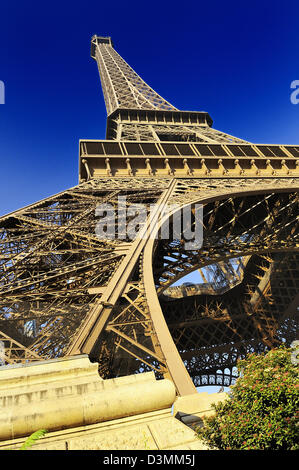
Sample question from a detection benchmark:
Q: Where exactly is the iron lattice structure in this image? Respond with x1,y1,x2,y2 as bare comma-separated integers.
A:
0,36,298,395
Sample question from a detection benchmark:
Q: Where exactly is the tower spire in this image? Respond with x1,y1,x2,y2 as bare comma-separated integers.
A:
91,35,177,115
91,35,250,144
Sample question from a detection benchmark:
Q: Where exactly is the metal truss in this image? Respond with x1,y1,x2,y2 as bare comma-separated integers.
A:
107,116,250,144
161,252,299,387
0,36,298,396
91,36,176,114
91,36,249,144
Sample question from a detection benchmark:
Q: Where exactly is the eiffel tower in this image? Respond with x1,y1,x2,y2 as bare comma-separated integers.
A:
0,36,298,396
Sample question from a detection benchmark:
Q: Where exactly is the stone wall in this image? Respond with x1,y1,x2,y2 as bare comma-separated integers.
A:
0,355,227,450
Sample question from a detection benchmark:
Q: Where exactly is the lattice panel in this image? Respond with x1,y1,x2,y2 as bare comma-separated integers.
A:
92,37,176,114
0,182,163,363
161,253,298,386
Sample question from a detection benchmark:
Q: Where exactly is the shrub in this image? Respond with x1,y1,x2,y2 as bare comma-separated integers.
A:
196,346,299,450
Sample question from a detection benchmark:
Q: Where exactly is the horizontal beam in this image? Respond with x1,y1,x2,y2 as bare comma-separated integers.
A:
79,140,299,181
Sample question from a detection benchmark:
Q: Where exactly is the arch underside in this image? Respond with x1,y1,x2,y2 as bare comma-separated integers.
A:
0,180,298,391
92,186,299,389
160,252,298,387
151,190,298,387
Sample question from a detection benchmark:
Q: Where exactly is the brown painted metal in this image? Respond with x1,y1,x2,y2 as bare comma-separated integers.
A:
0,36,298,396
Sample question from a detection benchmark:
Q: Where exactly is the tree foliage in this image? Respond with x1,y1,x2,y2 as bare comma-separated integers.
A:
196,346,299,450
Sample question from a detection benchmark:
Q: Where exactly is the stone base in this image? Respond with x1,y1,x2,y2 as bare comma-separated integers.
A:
0,355,226,450
0,407,210,450
173,391,229,428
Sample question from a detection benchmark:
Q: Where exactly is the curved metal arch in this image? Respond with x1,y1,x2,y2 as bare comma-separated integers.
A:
143,185,298,395
155,188,298,290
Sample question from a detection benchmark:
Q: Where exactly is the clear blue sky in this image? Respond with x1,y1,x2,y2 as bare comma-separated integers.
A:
0,0,298,216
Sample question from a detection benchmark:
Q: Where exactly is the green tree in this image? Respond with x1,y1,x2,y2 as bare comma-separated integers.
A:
196,346,299,450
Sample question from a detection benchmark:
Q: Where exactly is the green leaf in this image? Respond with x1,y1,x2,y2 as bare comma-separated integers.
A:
19,429,48,450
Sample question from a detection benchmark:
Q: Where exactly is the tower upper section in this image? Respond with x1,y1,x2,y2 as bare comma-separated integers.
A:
91,35,177,115
78,36,299,184
90,35,251,145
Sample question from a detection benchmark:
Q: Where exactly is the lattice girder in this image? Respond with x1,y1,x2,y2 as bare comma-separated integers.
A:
64,182,298,394
0,180,164,362
91,36,177,114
